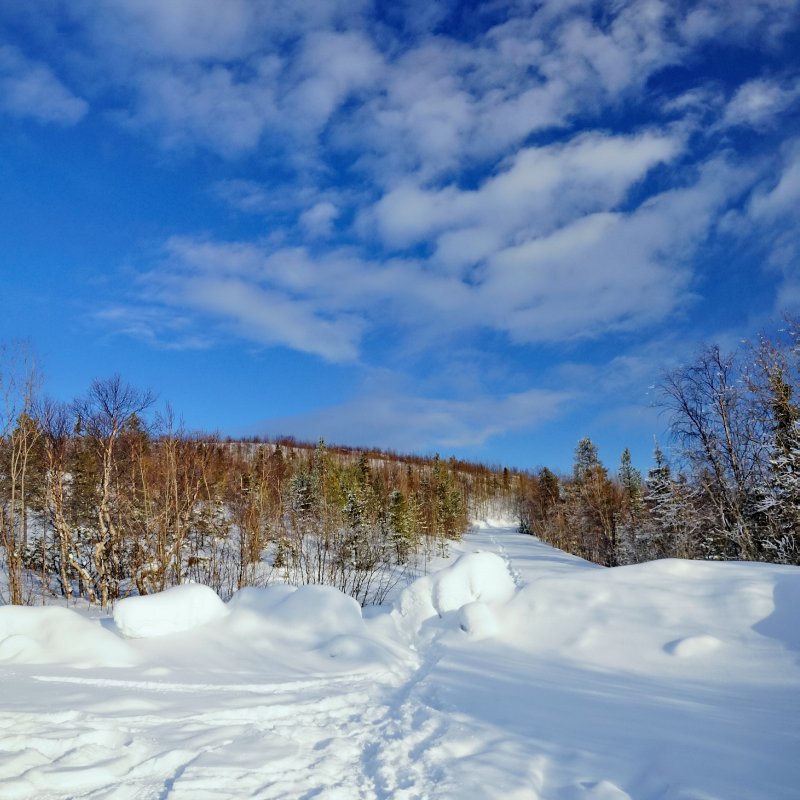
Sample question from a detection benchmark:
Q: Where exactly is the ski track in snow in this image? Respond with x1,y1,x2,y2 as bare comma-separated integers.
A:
1,521,799,799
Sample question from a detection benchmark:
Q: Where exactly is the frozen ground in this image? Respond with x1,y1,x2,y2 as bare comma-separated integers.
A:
1,520,799,799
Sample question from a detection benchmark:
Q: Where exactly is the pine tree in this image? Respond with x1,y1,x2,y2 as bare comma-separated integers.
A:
643,443,700,560
573,437,600,482
616,448,644,565
388,489,413,562
568,438,618,565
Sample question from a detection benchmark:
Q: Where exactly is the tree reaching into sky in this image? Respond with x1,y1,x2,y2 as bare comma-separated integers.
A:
0,342,41,605
72,376,156,607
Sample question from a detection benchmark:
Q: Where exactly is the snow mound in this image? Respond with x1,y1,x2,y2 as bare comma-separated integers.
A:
114,583,229,638
394,552,516,640
228,584,364,640
1,525,799,800
500,558,792,679
222,584,406,668
226,583,297,615
0,607,136,667
269,584,363,630
433,552,516,611
457,601,500,639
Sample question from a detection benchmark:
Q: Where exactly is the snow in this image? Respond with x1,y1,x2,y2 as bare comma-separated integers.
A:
113,583,229,638
392,551,517,644
0,606,136,668
1,520,799,799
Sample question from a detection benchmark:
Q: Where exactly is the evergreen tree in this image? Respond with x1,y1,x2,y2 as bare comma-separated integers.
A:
388,489,413,562
643,443,699,560
567,438,618,565
573,437,600,482
616,448,644,565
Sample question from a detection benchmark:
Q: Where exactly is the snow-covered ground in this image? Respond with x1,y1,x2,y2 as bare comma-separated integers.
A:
1,521,799,799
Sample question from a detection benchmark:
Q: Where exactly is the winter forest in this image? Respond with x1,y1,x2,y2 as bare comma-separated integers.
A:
2,318,798,609
520,318,800,569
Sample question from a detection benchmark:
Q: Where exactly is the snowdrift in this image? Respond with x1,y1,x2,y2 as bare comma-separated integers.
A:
2,547,798,681
1,525,798,799
392,551,517,641
114,582,229,638
499,556,800,680
0,606,136,668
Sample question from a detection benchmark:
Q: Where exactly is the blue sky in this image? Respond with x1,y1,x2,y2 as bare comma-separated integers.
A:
1,0,799,474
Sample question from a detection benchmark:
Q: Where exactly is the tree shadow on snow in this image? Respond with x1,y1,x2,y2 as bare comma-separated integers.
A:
753,571,800,654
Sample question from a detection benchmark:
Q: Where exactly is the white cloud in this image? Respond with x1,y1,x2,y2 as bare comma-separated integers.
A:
149,271,363,362
94,306,212,350
36,0,794,377
300,202,339,237
105,146,752,362
0,45,87,125
73,0,370,64
214,179,273,213
368,129,682,251
745,141,800,310
258,386,572,451
680,0,800,45
126,59,279,156
108,0,258,61
118,162,725,358
749,142,800,220
4,0,796,171
283,30,384,134
721,78,800,129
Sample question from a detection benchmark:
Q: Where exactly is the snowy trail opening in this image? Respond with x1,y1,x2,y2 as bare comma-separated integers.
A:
1,521,799,799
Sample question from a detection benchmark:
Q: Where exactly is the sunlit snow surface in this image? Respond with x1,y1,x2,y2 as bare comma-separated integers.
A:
1,522,799,799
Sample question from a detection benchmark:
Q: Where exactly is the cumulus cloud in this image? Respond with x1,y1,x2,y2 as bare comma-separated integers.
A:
120,150,742,362
0,45,87,125
368,130,682,251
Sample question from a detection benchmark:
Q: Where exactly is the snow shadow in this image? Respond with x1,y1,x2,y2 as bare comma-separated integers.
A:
753,571,800,653
427,644,800,800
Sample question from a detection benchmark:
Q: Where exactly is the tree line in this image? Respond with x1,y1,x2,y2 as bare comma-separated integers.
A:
3,319,797,607
0,355,516,606
517,319,800,568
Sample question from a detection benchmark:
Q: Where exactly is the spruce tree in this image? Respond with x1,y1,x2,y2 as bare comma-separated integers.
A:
616,448,644,564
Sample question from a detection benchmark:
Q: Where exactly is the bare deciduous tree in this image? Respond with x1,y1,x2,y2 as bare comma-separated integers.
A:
0,342,41,604
74,375,155,607
659,345,763,559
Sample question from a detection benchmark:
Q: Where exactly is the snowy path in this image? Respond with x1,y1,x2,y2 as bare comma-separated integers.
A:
0,670,396,799
1,521,800,799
